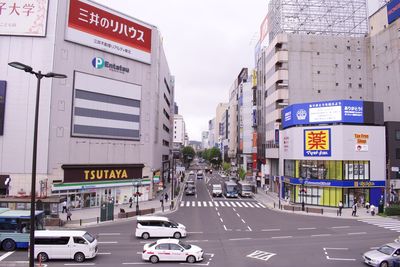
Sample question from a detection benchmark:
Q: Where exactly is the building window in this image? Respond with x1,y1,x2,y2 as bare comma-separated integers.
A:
317,70,320,74
317,90,321,93
317,52,320,55
163,124,170,133
162,140,170,147
396,148,400,159
344,161,369,180
336,83,339,86
358,84,362,89
162,154,169,161
348,83,352,88
395,131,400,141
347,64,351,69
346,46,350,50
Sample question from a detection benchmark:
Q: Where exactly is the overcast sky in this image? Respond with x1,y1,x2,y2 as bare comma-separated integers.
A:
94,0,382,141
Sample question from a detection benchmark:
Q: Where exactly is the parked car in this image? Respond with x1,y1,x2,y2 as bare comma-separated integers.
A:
185,185,196,195
362,242,400,267
212,184,222,197
142,238,204,264
135,216,187,239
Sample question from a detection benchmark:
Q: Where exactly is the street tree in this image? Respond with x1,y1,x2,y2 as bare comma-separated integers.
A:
181,146,195,167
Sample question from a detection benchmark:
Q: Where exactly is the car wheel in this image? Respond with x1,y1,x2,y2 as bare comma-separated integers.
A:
2,239,16,251
173,232,181,239
142,232,150,239
150,255,159,263
187,255,196,263
380,261,389,267
74,252,85,262
38,252,49,262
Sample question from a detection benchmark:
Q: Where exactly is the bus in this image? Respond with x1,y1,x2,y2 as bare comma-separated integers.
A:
238,181,253,198
223,181,238,198
0,209,45,251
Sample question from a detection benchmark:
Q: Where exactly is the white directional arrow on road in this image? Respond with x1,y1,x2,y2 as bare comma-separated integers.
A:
246,250,276,261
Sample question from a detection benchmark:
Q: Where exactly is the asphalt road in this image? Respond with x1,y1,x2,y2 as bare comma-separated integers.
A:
0,168,398,266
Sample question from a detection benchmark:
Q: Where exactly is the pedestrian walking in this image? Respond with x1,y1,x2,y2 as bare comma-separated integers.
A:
365,201,370,213
337,201,343,216
62,200,67,213
129,197,133,208
67,209,72,221
165,192,169,203
352,202,357,216
370,204,376,216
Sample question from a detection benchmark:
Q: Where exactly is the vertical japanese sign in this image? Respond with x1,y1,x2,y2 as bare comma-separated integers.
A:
65,0,152,63
0,0,48,36
0,81,6,135
304,128,331,157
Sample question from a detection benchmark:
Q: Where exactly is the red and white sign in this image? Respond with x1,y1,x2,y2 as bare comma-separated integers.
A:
0,0,48,36
65,0,152,63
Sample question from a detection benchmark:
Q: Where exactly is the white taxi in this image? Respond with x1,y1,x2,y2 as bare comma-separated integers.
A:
142,239,203,264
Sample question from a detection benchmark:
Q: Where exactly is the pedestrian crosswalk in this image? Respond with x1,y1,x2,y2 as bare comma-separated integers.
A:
358,217,400,232
179,200,266,208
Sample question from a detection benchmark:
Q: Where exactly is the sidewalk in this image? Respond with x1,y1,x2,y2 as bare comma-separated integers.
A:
253,190,387,220
58,181,184,228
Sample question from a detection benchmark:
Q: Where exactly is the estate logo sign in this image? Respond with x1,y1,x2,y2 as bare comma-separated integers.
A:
92,57,129,74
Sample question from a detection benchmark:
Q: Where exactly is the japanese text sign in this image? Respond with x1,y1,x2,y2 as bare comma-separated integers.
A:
66,0,152,63
0,0,48,36
304,128,331,157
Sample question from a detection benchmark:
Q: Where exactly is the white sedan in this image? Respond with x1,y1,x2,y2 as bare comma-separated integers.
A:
142,239,203,264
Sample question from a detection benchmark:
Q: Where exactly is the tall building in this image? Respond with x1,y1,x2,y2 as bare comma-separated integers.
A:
201,131,209,150
173,114,186,149
208,118,216,148
0,0,174,208
256,0,371,192
228,81,238,162
215,103,228,155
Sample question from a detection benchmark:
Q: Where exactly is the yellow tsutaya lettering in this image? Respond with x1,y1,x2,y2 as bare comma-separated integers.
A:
103,170,109,179
90,170,96,180
109,170,116,179
84,170,90,180
121,170,128,178
96,170,103,179
115,169,122,178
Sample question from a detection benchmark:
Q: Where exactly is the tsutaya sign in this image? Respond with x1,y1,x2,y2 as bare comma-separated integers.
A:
62,164,143,184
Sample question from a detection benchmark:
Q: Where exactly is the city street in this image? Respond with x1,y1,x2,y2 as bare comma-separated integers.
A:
0,172,397,267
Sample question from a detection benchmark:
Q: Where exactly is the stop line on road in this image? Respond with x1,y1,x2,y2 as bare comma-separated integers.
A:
179,200,266,208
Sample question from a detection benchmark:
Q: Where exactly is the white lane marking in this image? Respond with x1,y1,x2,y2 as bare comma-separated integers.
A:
187,232,204,234
311,234,331,237
180,202,184,207
220,217,224,223
203,201,207,207
122,263,151,265
271,236,292,239
214,202,219,207
236,202,243,207
232,208,236,212
97,252,112,255
331,226,350,229
247,226,252,231
97,241,118,244
217,212,220,216
324,248,349,250
98,233,121,236
298,227,316,230
198,201,202,207
208,201,213,207
253,203,261,208
219,202,225,207
326,256,356,261
236,213,241,217
0,251,15,261
241,202,249,207
258,203,266,208
186,201,190,207
247,203,254,208
64,264,96,266
229,237,252,241
347,232,367,235
261,229,280,232
241,219,246,224
192,201,195,207
231,202,237,207
225,201,231,207
223,225,227,231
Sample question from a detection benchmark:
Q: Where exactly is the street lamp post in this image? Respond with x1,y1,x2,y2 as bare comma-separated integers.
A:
134,179,142,215
8,62,67,267
299,178,307,211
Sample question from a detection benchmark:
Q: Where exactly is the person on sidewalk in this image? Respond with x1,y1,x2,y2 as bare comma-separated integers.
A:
165,193,169,203
337,201,343,216
129,197,133,208
352,202,357,216
365,201,370,213
67,209,72,221
370,204,376,216
62,200,67,213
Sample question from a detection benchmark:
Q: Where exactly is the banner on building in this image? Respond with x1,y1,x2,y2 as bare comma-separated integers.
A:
388,0,400,24
0,81,6,135
304,128,331,157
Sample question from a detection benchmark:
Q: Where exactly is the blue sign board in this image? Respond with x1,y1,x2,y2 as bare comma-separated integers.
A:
388,0,400,24
284,177,385,188
282,100,364,129
0,81,6,136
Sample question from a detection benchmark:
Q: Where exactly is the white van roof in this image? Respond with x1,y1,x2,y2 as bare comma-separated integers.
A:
137,216,169,221
35,230,87,237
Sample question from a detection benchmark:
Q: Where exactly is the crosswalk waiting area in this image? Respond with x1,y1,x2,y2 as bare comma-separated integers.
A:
180,200,266,208
358,217,400,232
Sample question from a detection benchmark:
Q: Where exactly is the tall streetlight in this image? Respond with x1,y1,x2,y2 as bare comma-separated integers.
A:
134,179,142,215
8,62,67,267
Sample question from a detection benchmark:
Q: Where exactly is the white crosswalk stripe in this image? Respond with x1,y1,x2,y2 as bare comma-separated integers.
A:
230,202,237,207
208,201,213,207
241,202,249,207
179,201,267,209
180,202,184,207
186,201,190,207
247,203,255,208
203,201,207,207
358,218,400,232
220,201,225,207
192,201,195,207
214,201,219,207
236,202,243,207
198,201,202,207
225,201,231,207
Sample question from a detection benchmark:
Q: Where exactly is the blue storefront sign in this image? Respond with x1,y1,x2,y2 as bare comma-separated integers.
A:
388,0,400,24
284,177,385,188
282,100,364,129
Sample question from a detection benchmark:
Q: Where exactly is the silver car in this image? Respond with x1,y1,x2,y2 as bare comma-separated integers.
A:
363,243,400,267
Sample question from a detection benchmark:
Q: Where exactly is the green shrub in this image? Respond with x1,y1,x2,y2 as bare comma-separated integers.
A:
385,205,400,216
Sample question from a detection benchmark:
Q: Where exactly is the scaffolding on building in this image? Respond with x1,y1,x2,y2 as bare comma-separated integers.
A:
268,0,368,41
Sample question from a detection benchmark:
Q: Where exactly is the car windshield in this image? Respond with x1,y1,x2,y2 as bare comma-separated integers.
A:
83,232,95,243
242,185,252,191
169,220,179,227
148,242,157,248
179,241,191,250
377,245,395,255
227,185,237,192
213,185,221,189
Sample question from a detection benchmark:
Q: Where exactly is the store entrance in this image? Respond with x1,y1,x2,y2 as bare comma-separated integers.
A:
343,188,369,208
